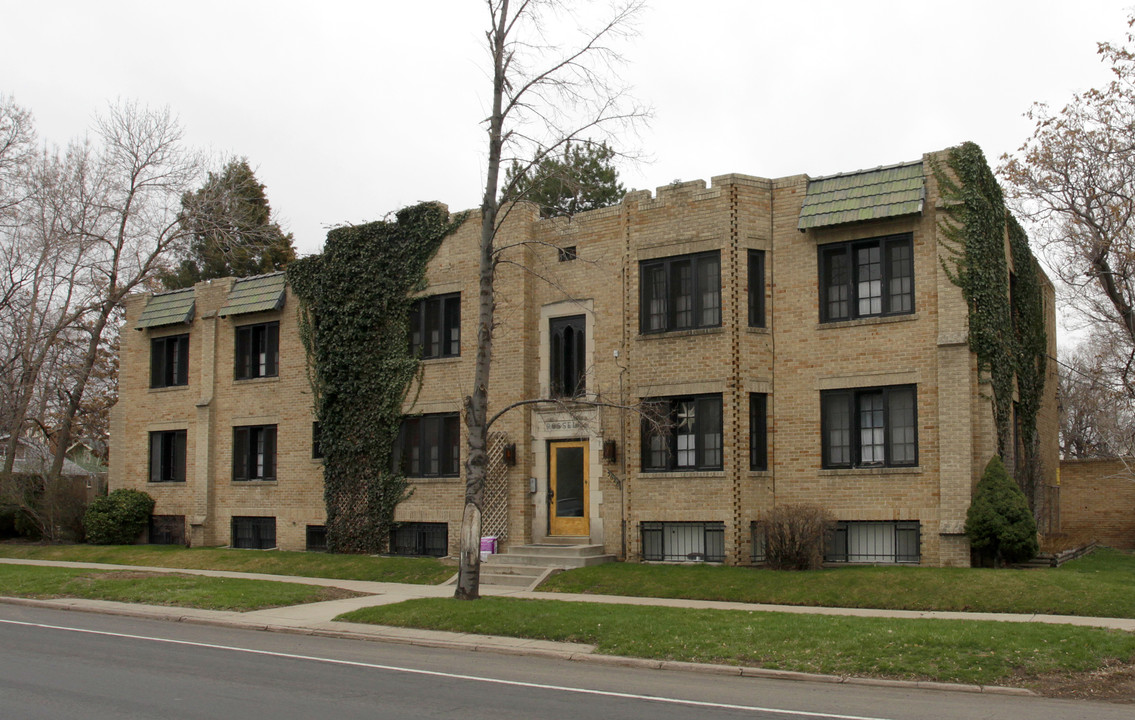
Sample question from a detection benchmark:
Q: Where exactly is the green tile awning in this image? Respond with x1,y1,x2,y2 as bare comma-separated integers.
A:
798,161,925,230
219,272,287,317
135,288,195,329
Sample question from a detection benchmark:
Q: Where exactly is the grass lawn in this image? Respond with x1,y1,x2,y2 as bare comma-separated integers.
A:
0,563,360,611
540,548,1135,618
339,596,1135,689
0,543,454,585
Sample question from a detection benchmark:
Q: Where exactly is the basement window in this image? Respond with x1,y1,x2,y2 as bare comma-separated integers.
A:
825,521,920,564
306,525,327,552
390,522,448,557
641,521,725,562
231,516,276,549
149,515,185,545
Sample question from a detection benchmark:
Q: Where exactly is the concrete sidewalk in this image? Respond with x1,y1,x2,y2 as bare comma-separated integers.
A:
4,556,1134,698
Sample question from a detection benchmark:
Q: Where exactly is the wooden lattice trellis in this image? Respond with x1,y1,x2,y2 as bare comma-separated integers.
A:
482,431,510,542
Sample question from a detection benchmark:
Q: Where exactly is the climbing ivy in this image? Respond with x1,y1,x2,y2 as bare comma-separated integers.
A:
936,143,1015,456
1007,215,1049,505
935,142,1049,505
287,203,465,553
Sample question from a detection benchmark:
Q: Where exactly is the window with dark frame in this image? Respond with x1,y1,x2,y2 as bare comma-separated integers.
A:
409,293,460,359
148,430,187,483
232,425,277,481
390,522,448,556
640,251,721,334
641,521,725,562
826,520,920,563
306,525,327,551
150,334,189,388
311,421,323,459
750,521,767,564
642,394,723,471
149,515,186,545
748,250,766,328
749,393,768,471
819,234,913,322
234,322,279,379
558,246,578,262
550,315,586,397
394,413,460,477
821,385,917,468
231,516,276,549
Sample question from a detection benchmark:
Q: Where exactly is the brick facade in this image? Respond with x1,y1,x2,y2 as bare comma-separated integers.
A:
109,148,1059,566
1058,459,1135,550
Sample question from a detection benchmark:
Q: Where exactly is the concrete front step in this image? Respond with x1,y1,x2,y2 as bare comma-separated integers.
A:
479,560,557,589
479,571,546,588
478,543,616,587
480,562,546,578
508,543,607,557
483,544,616,569
487,552,617,568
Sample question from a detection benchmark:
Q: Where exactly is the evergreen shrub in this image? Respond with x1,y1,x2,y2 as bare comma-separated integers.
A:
965,456,1038,565
84,489,155,545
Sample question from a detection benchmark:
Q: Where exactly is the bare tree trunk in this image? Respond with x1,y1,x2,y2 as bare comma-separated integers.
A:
453,0,644,598
47,308,112,487
2,312,81,479
1,172,89,509
455,0,509,601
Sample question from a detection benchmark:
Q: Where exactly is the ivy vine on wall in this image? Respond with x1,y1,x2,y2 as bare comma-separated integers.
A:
287,202,465,553
935,142,1049,508
1007,214,1049,502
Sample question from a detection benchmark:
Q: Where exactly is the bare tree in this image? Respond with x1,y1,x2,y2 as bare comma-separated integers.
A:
41,102,204,491
456,0,646,600
0,95,36,221
0,101,246,539
1059,335,1135,458
1,139,98,504
1000,15,1135,397
0,104,109,538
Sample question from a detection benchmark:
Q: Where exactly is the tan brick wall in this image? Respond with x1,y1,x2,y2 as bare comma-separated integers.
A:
1058,458,1135,550
113,278,324,551
109,148,1059,566
770,167,956,563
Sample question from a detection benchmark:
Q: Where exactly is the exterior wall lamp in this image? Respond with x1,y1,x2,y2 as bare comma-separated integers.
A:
603,439,617,463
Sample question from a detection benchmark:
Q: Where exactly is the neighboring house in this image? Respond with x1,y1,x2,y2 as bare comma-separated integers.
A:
1,435,93,480
109,147,1059,566
0,435,96,525
66,440,108,475
65,440,109,499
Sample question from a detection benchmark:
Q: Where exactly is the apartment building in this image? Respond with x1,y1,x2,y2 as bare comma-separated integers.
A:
109,147,1059,566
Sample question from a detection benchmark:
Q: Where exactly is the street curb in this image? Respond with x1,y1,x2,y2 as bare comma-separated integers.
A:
1,595,1038,697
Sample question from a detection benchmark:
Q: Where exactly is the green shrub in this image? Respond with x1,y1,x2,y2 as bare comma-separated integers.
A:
84,489,155,545
965,456,1038,565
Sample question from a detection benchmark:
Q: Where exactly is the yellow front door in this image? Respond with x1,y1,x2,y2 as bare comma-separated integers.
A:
549,440,589,536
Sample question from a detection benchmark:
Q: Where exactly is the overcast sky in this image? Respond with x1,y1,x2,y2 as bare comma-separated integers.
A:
3,0,1131,268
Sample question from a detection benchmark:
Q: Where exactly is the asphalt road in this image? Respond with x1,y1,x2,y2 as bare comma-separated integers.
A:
0,604,1129,720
